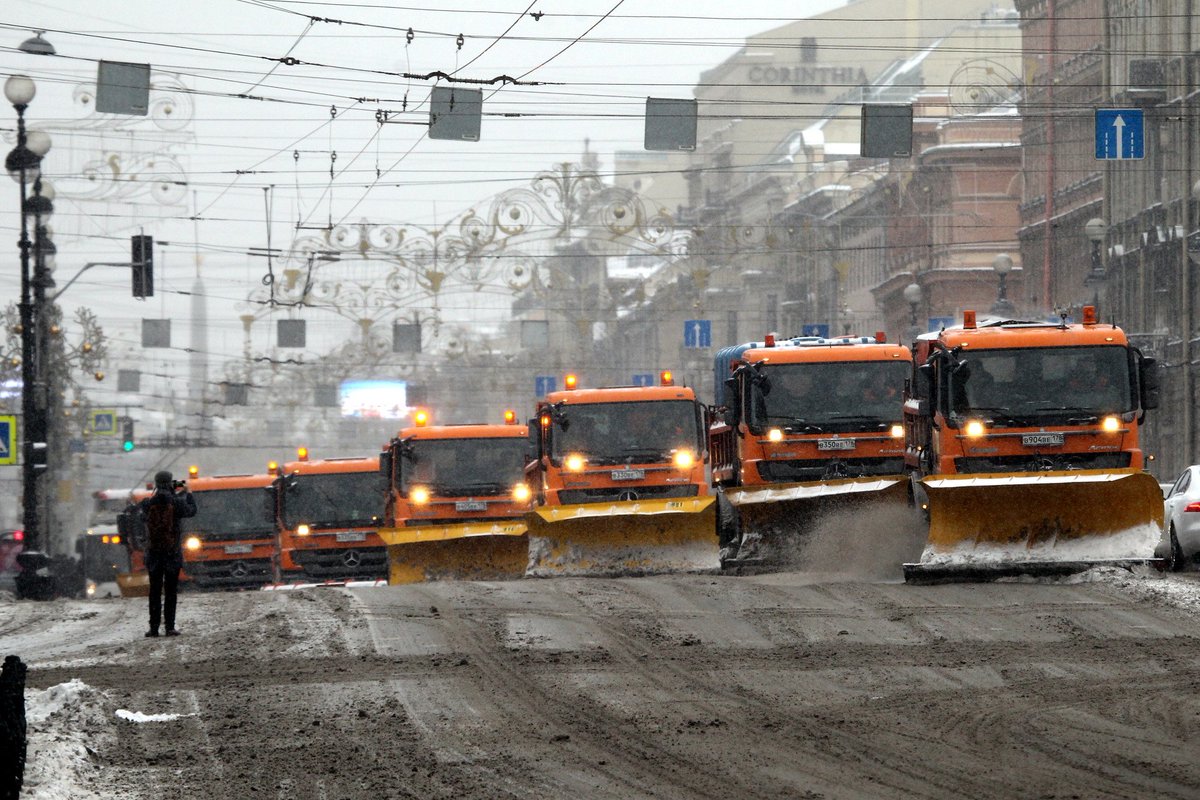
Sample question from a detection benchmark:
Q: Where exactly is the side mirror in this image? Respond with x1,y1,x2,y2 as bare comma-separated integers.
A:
379,449,393,481
915,364,933,403
1139,356,1160,410
262,485,277,522
528,418,543,459
722,408,737,427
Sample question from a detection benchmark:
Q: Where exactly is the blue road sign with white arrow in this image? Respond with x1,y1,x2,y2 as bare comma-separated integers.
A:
684,319,711,349
534,375,556,397
631,373,655,386
1095,108,1144,160
0,415,14,466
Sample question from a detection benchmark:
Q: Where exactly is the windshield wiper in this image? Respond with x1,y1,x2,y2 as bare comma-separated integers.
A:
454,482,507,494
765,415,824,433
618,447,672,460
963,406,1037,426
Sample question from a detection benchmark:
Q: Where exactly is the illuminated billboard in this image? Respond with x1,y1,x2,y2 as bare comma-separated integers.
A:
338,379,408,420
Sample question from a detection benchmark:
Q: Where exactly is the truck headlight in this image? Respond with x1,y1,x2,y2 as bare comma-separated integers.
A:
890,424,904,439
297,523,310,537
965,420,986,438
184,535,202,551
410,486,431,505
565,453,586,472
767,428,783,442
512,483,532,503
1102,415,1120,432
673,450,696,469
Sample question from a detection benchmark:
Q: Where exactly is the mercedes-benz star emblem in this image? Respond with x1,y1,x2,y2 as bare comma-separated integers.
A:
342,549,362,568
619,490,639,502
229,561,248,579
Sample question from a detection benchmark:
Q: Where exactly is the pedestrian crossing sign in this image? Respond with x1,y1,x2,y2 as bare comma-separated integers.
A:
90,409,117,436
0,415,15,466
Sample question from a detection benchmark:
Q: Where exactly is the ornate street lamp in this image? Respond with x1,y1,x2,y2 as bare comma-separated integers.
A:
991,252,1014,315
903,281,923,343
6,73,49,566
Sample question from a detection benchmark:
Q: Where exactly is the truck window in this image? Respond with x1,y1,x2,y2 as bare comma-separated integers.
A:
281,472,386,529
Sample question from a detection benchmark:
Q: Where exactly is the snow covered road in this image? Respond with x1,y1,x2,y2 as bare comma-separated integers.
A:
8,568,1200,799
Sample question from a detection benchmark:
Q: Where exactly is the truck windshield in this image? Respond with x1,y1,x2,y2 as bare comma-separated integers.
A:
182,488,274,539
949,345,1134,418
281,472,386,529
401,437,529,495
749,361,908,432
550,400,700,464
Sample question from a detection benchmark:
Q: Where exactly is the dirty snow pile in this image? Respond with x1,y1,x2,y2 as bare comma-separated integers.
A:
20,680,112,800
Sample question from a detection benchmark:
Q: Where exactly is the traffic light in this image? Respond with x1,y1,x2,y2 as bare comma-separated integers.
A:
131,234,154,298
121,417,135,452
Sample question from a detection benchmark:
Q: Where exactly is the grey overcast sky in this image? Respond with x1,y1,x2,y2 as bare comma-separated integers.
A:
1,0,855,363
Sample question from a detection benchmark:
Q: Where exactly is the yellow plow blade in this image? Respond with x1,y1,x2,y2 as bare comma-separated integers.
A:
117,571,150,597
725,477,909,565
526,496,719,577
905,469,1165,583
378,520,528,584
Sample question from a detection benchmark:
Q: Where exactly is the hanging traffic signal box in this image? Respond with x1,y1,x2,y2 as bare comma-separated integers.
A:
121,417,135,452
131,234,154,298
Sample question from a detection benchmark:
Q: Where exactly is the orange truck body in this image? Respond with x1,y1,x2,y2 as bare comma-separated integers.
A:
902,308,1165,581
177,473,278,589
527,379,719,575
709,334,911,564
379,421,534,583
274,455,388,582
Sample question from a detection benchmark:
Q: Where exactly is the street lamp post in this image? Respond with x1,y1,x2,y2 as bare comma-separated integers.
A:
1084,217,1107,312
5,74,49,559
991,253,1015,316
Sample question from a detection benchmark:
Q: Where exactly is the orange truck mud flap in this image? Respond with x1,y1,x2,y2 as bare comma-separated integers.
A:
379,521,528,584
904,469,1165,583
525,496,719,577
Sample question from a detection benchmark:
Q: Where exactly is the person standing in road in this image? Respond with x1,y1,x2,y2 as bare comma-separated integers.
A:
138,471,197,638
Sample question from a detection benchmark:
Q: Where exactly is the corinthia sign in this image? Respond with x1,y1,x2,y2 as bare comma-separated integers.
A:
747,65,869,94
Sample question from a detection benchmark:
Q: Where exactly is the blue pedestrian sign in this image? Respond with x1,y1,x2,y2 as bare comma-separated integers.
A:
534,375,556,397
801,323,830,338
1095,109,1144,160
90,409,117,436
0,415,14,466
684,319,711,349
631,373,655,386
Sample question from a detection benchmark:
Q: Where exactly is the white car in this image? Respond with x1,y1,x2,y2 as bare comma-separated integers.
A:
1157,466,1200,571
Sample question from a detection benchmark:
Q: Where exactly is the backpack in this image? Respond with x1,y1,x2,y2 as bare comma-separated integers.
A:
145,495,177,552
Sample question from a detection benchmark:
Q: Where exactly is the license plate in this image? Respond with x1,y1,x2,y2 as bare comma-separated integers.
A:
224,544,252,555
335,531,366,543
455,501,487,512
611,469,645,480
817,439,856,451
1022,432,1065,447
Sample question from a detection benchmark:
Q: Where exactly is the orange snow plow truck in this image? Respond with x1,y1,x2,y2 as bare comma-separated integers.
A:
710,333,911,566
903,307,1165,583
527,372,719,576
378,411,534,583
273,450,388,582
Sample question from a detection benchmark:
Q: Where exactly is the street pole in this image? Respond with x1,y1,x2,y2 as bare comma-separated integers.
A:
8,92,39,551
